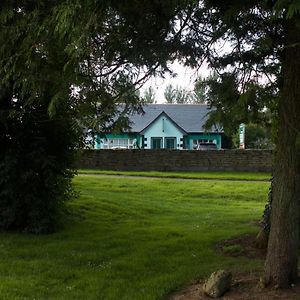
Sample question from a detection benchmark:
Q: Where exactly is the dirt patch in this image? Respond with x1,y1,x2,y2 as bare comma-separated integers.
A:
168,235,300,299
216,234,266,260
168,273,300,299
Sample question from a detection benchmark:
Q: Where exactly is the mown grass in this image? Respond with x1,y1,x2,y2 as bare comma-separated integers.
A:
0,175,269,300
78,169,271,181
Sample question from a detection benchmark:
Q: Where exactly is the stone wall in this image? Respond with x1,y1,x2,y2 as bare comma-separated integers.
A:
79,149,273,172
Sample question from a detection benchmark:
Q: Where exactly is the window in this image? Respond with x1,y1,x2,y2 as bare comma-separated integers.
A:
151,137,162,149
102,138,135,149
192,139,216,149
165,137,176,149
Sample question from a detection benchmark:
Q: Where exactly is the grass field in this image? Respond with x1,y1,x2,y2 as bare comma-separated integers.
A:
0,174,269,300
78,169,271,181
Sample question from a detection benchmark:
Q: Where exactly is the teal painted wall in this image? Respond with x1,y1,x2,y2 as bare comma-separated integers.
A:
142,114,184,149
185,133,222,150
94,133,222,149
94,132,222,149
94,124,222,150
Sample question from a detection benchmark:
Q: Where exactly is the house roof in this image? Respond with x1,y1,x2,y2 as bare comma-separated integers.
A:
127,104,221,133
140,111,187,134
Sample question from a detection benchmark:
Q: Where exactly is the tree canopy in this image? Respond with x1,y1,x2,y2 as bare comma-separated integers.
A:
164,84,192,103
142,87,156,104
0,0,194,232
180,0,300,288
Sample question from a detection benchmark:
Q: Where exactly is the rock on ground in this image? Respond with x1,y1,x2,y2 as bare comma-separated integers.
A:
203,270,232,298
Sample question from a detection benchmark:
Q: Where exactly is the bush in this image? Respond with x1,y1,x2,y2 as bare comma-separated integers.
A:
0,99,81,233
232,123,274,149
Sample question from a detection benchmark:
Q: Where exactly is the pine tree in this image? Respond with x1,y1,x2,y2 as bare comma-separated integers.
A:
0,0,194,232
182,1,300,287
143,87,156,104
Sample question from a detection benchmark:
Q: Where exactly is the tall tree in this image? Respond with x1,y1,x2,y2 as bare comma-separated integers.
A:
193,76,207,103
0,1,82,233
142,87,156,104
164,84,193,103
182,1,300,287
200,73,276,137
0,0,195,232
164,84,177,103
264,16,300,286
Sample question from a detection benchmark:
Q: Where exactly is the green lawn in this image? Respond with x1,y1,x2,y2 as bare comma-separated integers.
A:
0,175,269,300
78,169,271,181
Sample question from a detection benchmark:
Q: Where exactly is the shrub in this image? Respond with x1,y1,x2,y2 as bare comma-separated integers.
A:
0,98,81,233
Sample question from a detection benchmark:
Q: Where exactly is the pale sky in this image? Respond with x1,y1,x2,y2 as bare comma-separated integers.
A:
140,39,235,103
141,60,211,103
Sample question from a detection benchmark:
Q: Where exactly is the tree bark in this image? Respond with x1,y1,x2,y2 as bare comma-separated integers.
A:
264,19,300,288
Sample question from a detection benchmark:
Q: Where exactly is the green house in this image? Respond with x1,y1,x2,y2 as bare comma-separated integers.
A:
94,104,222,150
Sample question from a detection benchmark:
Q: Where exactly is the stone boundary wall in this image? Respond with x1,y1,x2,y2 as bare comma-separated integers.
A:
79,149,273,172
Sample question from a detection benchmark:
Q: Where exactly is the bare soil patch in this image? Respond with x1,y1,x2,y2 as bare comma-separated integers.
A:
168,273,300,299
169,234,300,299
216,234,266,260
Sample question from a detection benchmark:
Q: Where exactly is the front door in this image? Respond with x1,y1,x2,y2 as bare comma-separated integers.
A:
151,137,162,149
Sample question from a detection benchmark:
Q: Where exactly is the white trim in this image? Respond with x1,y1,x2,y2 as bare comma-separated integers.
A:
101,138,135,149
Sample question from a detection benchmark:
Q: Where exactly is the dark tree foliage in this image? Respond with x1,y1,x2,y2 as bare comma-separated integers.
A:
175,1,281,135
244,123,273,149
230,123,273,149
193,76,206,104
0,0,195,233
180,0,300,288
201,74,276,136
0,87,80,233
0,2,82,233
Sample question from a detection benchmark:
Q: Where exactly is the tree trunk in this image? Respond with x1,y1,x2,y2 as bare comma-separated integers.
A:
255,176,273,249
264,19,300,288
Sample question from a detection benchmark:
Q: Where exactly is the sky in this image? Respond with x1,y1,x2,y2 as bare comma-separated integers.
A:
141,60,211,104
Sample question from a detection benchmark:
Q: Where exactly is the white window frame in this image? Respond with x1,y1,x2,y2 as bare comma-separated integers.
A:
101,138,135,149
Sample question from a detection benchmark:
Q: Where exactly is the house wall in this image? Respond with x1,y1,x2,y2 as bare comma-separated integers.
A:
142,115,184,149
93,127,222,150
79,149,273,172
94,132,223,150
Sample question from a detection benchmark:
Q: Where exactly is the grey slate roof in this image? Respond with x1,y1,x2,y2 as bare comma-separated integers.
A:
127,104,221,133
